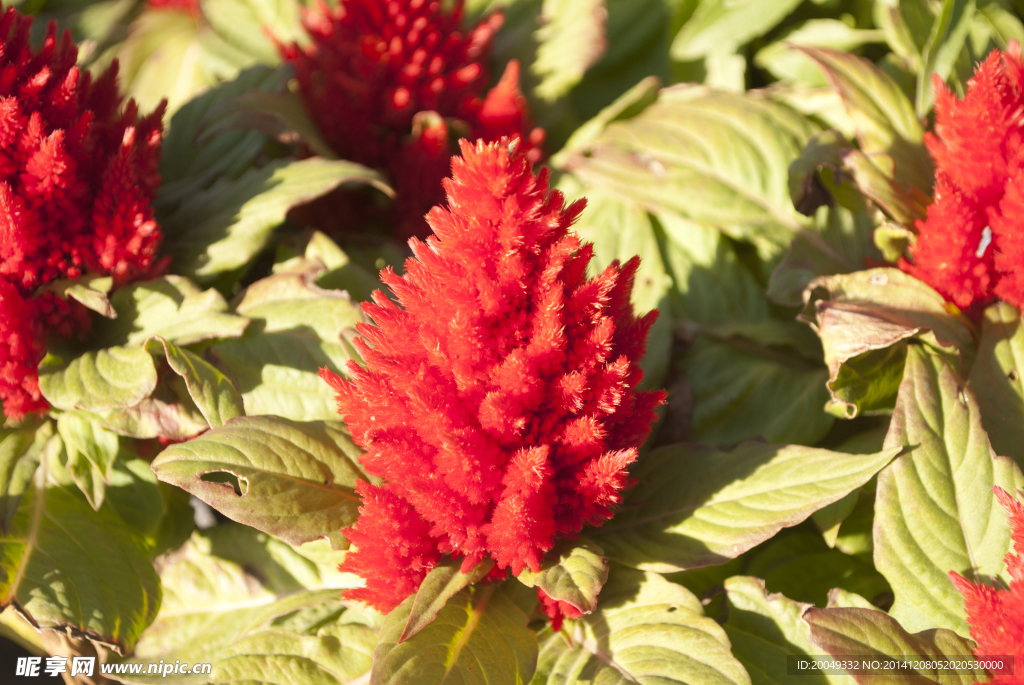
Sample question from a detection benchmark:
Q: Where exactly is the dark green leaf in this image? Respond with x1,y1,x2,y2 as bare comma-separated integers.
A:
0,421,56,534
968,301,1024,471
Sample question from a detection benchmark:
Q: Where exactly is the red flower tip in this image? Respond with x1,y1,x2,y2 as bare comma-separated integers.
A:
952,487,1024,684
901,43,1024,312
0,8,165,420
538,587,583,632
326,139,664,612
147,0,201,16
281,0,543,238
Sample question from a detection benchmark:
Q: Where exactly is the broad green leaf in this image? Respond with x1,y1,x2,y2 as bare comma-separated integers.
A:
968,301,1024,471
117,530,375,684
100,377,210,441
209,271,363,421
801,268,976,418
105,457,174,549
374,583,537,685
592,441,898,573
401,557,497,643
201,0,303,65
532,566,750,685
146,337,244,429
804,607,986,684
553,76,660,165
196,88,337,160
56,412,120,510
813,490,860,548
517,538,608,616
723,576,853,685
164,157,391,280
671,0,803,60
681,336,834,446
91,276,250,348
151,416,364,550
532,0,607,101
875,345,1024,635
755,20,885,88
0,421,56,534
743,531,891,610
0,443,160,654
559,85,819,274
799,47,933,193
841,148,931,227
158,65,289,211
38,346,157,413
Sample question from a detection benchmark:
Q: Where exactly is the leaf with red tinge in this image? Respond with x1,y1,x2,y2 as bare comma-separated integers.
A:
517,537,608,616
804,606,984,684
399,556,496,643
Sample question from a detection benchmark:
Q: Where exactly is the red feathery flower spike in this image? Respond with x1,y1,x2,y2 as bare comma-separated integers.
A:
0,8,165,420
320,139,664,612
147,0,202,15
901,43,1024,311
950,486,1024,685
280,0,544,239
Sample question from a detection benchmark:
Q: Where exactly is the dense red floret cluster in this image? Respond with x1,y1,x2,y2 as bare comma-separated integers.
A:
901,44,1024,311
0,8,165,419
951,486,1024,685
280,0,544,239
321,139,664,612
147,0,201,15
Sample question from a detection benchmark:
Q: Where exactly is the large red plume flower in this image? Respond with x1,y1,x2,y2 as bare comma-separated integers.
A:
320,139,664,612
0,8,165,420
901,44,1024,312
950,486,1024,685
280,0,544,239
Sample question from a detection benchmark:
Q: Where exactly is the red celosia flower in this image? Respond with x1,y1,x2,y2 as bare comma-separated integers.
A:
147,0,201,14
280,0,544,239
320,139,664,612
901,43,1024,311
0,8,165,420
950,486,1024,685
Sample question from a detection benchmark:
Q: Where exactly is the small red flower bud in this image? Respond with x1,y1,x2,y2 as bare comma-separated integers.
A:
321,139,664,612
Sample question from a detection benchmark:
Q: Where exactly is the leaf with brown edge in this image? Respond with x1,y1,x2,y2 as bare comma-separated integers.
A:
146,336,244,429
801,267,975,418
517,537,608,615
151,416,364,550
400,557,496,643
804,606,985,684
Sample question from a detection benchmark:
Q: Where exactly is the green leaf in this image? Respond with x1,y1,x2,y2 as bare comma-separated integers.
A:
798,47,933,193
116,530,375,684
801,268,976,418
968,301,1024,471
374,583,537,685
158,65,289,211
532,0,607,101
517,538,609,616
0,442,160,654
201,0,303,65
915,0,977,116
681,335,834,446
56,412,120,510
105,456,173,548
755,20,885,88
151,415,364,550
841,148,931,227
38,346,157,413
209,271,363,421
400,557,497,643
0,421,56,534
743,531,891,610
812,489,860,548
559,85,819,274
164,157,391,280
100,378,210,441
671,0,803,60
532,565,750,685
91,276,250,348
804,606,986,684
38,274,115,318
875,344,1024,635
146,337,244,429
592,441,898,573
722,576,850,685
